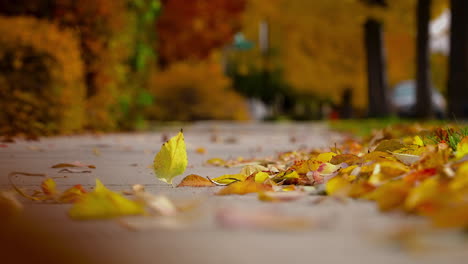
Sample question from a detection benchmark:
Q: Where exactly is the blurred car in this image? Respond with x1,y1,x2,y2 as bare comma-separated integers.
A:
391,80,446,118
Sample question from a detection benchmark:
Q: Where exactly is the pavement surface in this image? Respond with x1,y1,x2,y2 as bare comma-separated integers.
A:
1,122,467,264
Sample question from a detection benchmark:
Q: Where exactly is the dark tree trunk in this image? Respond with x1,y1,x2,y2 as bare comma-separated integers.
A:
415,0,433,118
448,0,468,119
364,18,390,117
340,88,353,119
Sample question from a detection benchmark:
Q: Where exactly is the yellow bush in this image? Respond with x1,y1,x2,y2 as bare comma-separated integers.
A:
0,16,85,136
149,61,249,121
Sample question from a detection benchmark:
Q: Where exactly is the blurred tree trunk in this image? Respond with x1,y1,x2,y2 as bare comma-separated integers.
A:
364,18,390,117
415,0,433,118
448,0,468,118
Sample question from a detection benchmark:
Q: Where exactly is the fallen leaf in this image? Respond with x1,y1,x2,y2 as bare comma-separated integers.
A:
240,164,268,176
365,180,412,211
153,130,188,185
216,179,271,195
404,177,447,213
41,178,58,196
283,171,300,179
374,139,406,152
195,147,206,154
450,161,468,192
59,185,87,203
455,136,468,159
413,136,424,147
205,157,226,166
391,152,421,165
403,168,437,184
58,168,92,173
210,174,247,185
315,152,337,162
330,154,359,165
68,179,144,220
51,162,96,169
177,174,215,187
325,176,351,196
254,172,270,183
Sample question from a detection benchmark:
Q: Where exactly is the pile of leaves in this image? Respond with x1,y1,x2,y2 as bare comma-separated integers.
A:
184,125,468,229
5,125,468,230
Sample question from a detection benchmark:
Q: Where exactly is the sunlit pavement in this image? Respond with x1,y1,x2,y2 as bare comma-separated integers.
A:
1,122,466,264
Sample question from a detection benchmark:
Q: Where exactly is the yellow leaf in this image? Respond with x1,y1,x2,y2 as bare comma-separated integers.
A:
254,172,270,183
205,158,226,166
68,179,144,220
284,171,299,179
316,152,337,163
325,176,351,196
365,180,411,211
449,161,468,192
404,177,446,213
211,174,247,185
216,180,271,195
153,130,188,184
59,184,87,203
413,136,424,147
41,178,57,197
195,147,206,154
455,136,468,159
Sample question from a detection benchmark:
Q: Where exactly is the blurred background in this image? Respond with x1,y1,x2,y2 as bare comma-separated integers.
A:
1,0,466,137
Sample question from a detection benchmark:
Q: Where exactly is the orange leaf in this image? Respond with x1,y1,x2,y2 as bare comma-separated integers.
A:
403,168,437,184
51,162,96,169
41,178,58,196
177,174,215,187
59,184,87,203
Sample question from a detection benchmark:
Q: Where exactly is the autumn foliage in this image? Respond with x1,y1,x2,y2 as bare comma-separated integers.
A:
148,59,249,121
157,0,246,66
52,0,134,130
0,16,85,136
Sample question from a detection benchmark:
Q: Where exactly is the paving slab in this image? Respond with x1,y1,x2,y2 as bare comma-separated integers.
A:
1,122,467,264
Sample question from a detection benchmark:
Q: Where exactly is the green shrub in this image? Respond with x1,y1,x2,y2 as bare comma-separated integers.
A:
0,16,85,136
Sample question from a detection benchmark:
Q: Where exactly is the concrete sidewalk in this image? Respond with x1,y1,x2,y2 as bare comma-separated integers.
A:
1,122,466,264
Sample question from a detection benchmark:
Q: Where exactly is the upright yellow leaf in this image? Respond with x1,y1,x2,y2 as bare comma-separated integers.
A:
153,131,188,184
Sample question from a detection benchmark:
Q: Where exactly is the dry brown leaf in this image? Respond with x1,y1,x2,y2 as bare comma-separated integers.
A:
177,174,215,187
